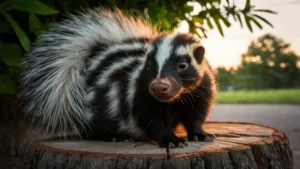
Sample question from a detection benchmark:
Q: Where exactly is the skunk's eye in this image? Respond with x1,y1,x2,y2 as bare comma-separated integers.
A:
146,60,151,70
177,61,188,71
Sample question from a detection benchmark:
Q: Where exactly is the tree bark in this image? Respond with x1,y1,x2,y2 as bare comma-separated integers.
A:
23,122,293,169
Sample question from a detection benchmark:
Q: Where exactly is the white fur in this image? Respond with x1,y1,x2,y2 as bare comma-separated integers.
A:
87,90,95,102
121,57,147,138
155,35,175,76
106,82,121,118
126,58,145,112
88,42,144,72
95,57,144,86
146,45,154,55
118,118,145,139
175,45,188,56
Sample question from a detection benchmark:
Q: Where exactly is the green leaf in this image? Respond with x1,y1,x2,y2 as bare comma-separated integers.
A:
236,13,243,28
0,42,23,66
29,13,43,36
2,12,31,52
244,0,250,9
219,15,231,27
249,16,262,29
206,18,214,29
212,17,224,36
0,75,18,95
0,0,59,15
183,3,193,13
244,15,253,32
253,14,274,28
193,16,204,25
0,18,12,33
0,0,15,11
253,9,277,14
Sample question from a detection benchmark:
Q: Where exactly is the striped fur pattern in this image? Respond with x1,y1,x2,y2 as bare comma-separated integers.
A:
21,8,156,137
21,8,217,147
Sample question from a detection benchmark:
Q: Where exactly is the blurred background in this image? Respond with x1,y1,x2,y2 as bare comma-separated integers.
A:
0,0,299,168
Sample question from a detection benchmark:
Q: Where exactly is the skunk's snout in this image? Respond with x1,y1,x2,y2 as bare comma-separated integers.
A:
150,83,170,95
149,78,181,102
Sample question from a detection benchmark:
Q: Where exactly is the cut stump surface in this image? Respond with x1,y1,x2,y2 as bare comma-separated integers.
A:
24,122,293,169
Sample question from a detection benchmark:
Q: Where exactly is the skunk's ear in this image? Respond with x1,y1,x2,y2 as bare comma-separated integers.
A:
193,46,205,64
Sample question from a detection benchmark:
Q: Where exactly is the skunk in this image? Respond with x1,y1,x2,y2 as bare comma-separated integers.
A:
21,8,217,148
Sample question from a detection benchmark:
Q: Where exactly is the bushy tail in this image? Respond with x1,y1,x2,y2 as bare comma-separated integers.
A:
20,7,156,137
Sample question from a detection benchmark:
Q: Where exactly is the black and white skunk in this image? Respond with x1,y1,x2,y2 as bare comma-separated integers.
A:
21,8,217,148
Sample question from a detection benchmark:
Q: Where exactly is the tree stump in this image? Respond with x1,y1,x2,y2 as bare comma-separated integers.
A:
23,122,293,169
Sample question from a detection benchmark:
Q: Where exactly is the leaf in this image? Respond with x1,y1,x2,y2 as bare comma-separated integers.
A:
249,16,262,29
253,14,274,28
29,13,43,36
0,0,59,15
244,0,250,9
193,16,204,25
231,14,237,22
0,0,15,11
0,75,18,95
212,17,224,36
236,13,243,28
206,18,214,29
244,14,252,32
0,42,23,66
219,15,231,27
196,26,207,38
253,9,277,14
183,3,193,13
2,12,31,51
0,18,12,33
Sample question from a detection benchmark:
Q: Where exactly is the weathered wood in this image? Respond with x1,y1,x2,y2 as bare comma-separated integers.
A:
23,122,293,169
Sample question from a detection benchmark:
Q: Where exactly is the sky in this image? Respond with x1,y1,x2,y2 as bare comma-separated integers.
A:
177,0,300,68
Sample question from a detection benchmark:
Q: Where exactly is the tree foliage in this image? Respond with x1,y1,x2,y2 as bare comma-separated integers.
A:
216,34,300,90
0,0,276,95
215,67,235,91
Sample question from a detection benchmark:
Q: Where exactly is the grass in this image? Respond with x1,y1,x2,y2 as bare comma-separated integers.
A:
215,89,300,104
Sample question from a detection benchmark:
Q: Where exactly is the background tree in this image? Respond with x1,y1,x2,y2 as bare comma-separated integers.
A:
234,34,300,90
215,66,235,91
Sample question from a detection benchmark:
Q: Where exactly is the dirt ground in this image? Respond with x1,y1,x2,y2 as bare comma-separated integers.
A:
208,104,300,169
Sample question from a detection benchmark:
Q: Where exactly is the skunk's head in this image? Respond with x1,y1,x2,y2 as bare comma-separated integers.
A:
143,33,206,102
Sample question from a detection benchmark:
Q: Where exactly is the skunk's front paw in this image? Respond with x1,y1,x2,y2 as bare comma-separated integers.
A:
159,138,188,148
188,132,216,142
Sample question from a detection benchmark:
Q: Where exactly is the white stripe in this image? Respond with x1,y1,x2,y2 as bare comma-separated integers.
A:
146,45,154,55
155,35,175,76
95,57,143,86
121,58,146,138
126,58,145,112
88,42,144,72
87,90,95,101
175,45,188,56
106,82,121,118
118,117,145,139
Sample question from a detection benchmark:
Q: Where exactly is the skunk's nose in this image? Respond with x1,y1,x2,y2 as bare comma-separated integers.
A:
151,83,170,95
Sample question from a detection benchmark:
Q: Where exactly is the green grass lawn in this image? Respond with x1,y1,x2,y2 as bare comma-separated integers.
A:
215,89,300,104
